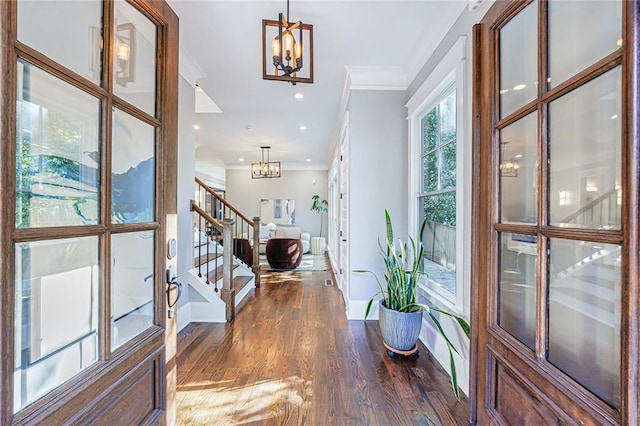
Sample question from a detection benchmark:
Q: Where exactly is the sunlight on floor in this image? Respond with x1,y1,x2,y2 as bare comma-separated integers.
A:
176,376,313,424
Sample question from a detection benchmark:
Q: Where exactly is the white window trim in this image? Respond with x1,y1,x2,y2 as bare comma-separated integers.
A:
407,36,466,313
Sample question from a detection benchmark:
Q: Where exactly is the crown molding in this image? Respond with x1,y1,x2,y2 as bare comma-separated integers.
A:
344,66,407,91
403,2,466,85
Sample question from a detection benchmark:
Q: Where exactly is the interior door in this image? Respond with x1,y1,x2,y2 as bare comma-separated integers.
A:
0,0,178,424
339,119,350,306
472,1,639,424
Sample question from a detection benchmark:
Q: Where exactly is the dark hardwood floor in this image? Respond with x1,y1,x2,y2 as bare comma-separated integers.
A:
176,268,469,425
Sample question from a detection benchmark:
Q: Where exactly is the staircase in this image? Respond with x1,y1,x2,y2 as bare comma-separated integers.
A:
187,178,262,322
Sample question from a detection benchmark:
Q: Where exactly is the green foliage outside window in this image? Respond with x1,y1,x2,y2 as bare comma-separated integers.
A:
420,89,457,281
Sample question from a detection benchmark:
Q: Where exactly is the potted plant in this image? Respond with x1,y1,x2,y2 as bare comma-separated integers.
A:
355,210,470,399
310,195,328,236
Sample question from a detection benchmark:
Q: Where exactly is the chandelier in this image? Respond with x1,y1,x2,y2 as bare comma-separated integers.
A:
251,146,281,179
499,141,519,177
262,0,313,85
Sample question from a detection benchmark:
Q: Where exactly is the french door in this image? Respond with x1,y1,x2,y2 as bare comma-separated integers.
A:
0,0,178,424
472,0,638,424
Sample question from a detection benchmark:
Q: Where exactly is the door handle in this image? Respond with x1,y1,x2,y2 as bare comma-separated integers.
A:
166,266,183,318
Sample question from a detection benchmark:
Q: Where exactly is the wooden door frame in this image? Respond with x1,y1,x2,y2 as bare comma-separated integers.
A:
0,0,178,423
471,1,640,424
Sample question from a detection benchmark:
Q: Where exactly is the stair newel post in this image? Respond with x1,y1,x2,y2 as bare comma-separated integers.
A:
252,217,261,288
222,218,236,321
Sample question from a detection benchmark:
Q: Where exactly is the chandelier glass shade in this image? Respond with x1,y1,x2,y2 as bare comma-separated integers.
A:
251,146,281,179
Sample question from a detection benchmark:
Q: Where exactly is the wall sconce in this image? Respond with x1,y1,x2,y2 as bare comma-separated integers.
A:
262,0,313,85
115,23,135,87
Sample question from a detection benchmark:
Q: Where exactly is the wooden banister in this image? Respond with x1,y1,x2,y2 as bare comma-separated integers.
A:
559,188,617,224
195,176,254,224
190,200,223,232
195,178,261,288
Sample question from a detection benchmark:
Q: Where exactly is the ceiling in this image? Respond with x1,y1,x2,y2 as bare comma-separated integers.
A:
167,0,467,174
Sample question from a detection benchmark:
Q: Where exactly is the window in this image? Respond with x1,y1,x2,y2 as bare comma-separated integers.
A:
419,89,457,294
406,36,466,309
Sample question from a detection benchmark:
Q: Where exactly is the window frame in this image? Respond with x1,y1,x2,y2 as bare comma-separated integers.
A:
407,37,466,311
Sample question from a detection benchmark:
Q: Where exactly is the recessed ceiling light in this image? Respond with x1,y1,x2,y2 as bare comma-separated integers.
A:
611,114,619,120
239,158,245,162
515,154,523,159
513,84,527,91
194,124,200,130
245,125,253,131
294,93,304,100
306,158,311,162
299,125,307,130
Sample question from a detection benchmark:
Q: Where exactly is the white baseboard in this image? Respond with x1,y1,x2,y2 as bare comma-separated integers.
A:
190,300,226,323
419,316,470,397
347,299,378,320
177,303,191,333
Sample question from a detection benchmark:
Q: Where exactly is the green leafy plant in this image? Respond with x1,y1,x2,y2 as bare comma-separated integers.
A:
354,209,470,399
310,194,328,236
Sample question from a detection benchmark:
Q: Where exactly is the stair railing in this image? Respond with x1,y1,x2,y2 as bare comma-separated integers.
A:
191,201,238,321
195,177,261,287
559,188,618,228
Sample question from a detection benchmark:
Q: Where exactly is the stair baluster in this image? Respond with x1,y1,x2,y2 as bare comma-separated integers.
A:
195,177,261,288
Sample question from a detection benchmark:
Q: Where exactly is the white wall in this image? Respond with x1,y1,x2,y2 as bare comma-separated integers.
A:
177,76,196,309
346,90,408,303
225,169,328,237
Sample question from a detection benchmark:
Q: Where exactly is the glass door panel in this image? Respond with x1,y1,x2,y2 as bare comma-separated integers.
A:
548,238,621,409
17,0,103,84
112,108,155,224
15,60,101,228
549,67,622,229
111,231,155,350
548,0,622,88
499,113,538,224
113,0,157,116
498,232,537,349
499,1,537,118
14,237,99,412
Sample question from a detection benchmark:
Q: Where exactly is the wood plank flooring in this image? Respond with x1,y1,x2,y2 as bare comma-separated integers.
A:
176,268,469,425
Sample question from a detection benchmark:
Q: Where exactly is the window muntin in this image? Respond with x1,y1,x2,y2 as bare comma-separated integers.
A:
419,89,457,294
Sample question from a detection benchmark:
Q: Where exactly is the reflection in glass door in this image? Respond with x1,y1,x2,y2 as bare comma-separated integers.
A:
4,0,176,421
495,0,623,410
473,0,633,424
